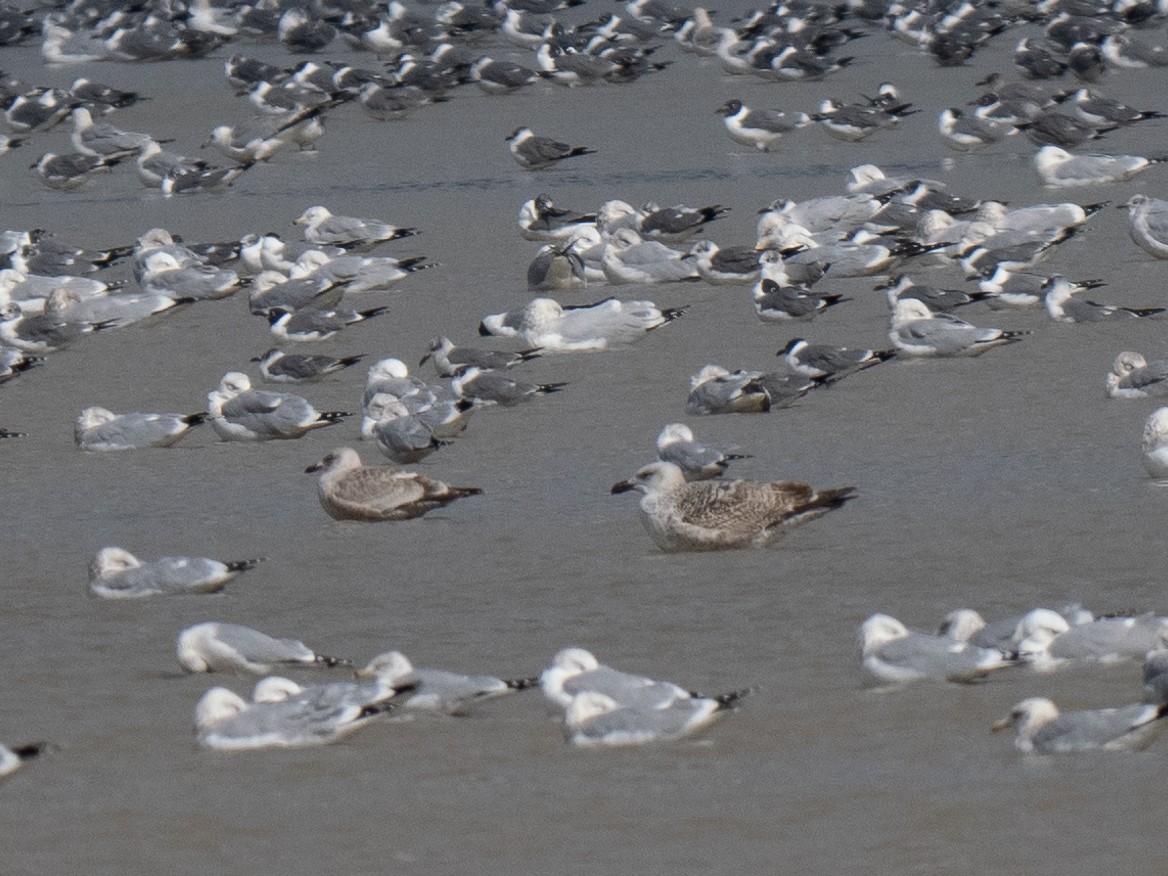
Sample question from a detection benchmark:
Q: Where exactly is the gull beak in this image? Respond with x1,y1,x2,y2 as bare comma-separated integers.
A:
610,479,636,495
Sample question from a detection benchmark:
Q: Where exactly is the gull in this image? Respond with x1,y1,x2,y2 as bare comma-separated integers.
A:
293,205,418,249
0,302,112,353
655,422,750,480
686,240,760,284
70,107,162,159
178,622,352,674
450,366,566,406
1044,276,1164,322
517,193,597,241
877,274,988,312
355,651,538,715
1034,145,1164,186
1106,352,1168,399
161,163,251,197
938,107,1014,151
1143,650,1168,704
248,271,343,316
205,113,307,164
478,296,685,352
563,689,745,747
527,241,587,290
811,96,916,141
686,364,818,414
1066,88,1166,127
716,98,809,151
361,357,435,409
889,298,1026,357
505,127,596,170
419,336,541,378
636,202,729,242
753,278,847,322
75,407,207,450
600,228,700,284
134,141,208,188
140,253,242,300
611,460,854,551
780,338,895,379
305,447,481,521
32,151,123,190
993,697,1168,753
88,547,263,599
291,250,435,292
0,742,49,779
252,348,365,383
207,372,352,441
1018,612,1168,666
1121,194,1168,258
1144,408,1168,478
370,412,448,464
1018,110,1113,148
469,56,543,93
858,614,1016,684
195,686,386,751
267,305,388,343
0,348,42,385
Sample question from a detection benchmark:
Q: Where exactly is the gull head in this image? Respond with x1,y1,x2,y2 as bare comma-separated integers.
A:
611,461,688,496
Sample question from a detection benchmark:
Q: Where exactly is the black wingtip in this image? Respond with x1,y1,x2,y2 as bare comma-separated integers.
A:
226,557,266,573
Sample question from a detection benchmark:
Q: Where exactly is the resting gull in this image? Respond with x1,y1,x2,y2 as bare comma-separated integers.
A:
478,296,686,352
564,689,743,747
195,686,388,751
419,336,541,378
541,647,722,710
1107,352,1168,399
293,205,418,249
889,299,1027,357
75,407,207,450
1034,145,1163,186
1142,407,1168,478
611,460,854,551
655,422,750,480
993,697,1168,753
780,338,895,379
1121,194,1168,258
306,446,481,521
1142,649,1168,704
252,348,365,383
505,126,595,170
355,650,538,715
88,547,263,599
207,372,352,440
599,228,701,285
178,622,352,674
0,742,50,779
1044,277,1165,322
449,366,567,406
859,613,1016,684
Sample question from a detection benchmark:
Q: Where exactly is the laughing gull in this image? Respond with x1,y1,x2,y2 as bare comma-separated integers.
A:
267,306,388,343
858,614,1016,684
207,372,352,440
252,348,365,382
1065,88,1166,127
889,298,1027,356
194,687,386,751
419,336,541,377
469,56,543,93
75,407,207,450
686,240,760,284
527,241,587,290
505,126,596,169
637,202,728,242
31,151,123,190
450,366,566,406
517,193,597,241
1034,145,1164,186
812,95,916,141
305,446,481,521
716,98,809,151
655,422,750,480
1142,408,1168,478
1106,351,1168,399
938,107,1014,150
355,651,538,715
780,338,894,379
1044,276,1165,322
753,277,847,322
1018,110,1113,148
0,348,42,385
611,460,854,551
1121,194,1168,258
178,622,352,674
248,271,343,316
877,274,988,312
88,547,263,599
993,697,1168,753
478,296,685,351
293,205,418,249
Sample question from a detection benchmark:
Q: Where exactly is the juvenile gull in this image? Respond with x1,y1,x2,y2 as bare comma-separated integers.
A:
1121,194,1168,258
611,460,854,551
306,446,481,521
889,299,1027,357
252,348,365,383
478,296,685,351
207,372,352,440
505,126,596,170
859,613,1016,684
293,205,418,249
75,407,207,450
655,422,750,480
992,697,1168,753
88,547,263,599
178,621,352,674
1106,351,1168,399
195,686,386,751
355,651,538,715
1142,407,1168,478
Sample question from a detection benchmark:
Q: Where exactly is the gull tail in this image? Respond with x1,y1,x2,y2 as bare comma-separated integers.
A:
503,675,540,691
317,410,355,425
314,653,355,668
225,557,266,573
182,412,209,427
690,687,755,710
538,381,568,395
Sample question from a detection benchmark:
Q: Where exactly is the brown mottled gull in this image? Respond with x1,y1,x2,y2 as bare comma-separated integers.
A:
611,460,854,551
305,447,481,521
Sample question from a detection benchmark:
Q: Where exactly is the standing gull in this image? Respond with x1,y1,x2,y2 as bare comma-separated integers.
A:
993,697,1168,753
88,547,263,599
505,127,596,170
306,447,481,521
611,461,854,551
178,622,352,674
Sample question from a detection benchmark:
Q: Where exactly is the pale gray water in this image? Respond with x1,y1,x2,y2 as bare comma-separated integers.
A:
3,8,1168,874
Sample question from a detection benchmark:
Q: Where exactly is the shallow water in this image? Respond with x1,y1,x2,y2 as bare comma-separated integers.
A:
3,7,1168,874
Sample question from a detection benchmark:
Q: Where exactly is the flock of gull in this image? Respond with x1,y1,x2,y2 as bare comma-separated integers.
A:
6,0,1168,772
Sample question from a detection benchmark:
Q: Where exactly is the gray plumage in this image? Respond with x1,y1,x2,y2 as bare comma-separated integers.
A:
253,348,365,382
75,407,206,450
88,547,262,598
993,697,1168,753
207,371,351,440
419,336,541,377
178,621,352,674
